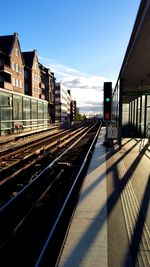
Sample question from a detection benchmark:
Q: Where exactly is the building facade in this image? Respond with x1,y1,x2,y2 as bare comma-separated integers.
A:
54,81,71,125
71,100,77,122
23,50,42,99
0,32,24,94
0,32,77,134
39,63,55,122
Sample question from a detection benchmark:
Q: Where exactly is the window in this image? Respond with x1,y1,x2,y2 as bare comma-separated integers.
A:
16,64,19,72
16,79,19,87
20,80,22,88
25,84,28,92
0,58,3,66
24,70,28,78
15,48,19,56
19,66,22,74
12,77,15,86
11,61,15,70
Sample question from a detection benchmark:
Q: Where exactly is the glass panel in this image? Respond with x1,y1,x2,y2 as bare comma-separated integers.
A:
0,91,12,135
141,95,145,135
122,103,129,125
43,102,48,125
135,99,137,127
38,101,43,125
13,95,23,131
23,97,31,127
146,95,150,138
147,95,150,107
137,96,141,135
138,96,141,109
31,99,37,127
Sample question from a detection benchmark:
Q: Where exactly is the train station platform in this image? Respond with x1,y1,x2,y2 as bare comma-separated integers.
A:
58,128,150,267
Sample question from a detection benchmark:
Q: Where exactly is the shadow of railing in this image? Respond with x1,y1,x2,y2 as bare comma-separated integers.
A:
123,175,150,267
76,138,141,206
57,139,149,267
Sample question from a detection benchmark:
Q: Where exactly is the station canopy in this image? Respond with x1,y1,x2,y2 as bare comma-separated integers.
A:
119,0,150,103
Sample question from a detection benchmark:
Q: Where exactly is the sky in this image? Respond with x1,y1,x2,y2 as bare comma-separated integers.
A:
1,0,141,114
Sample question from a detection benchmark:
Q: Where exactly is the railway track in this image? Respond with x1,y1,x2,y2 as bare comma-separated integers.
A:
0,122,92,207
0,123,61,151
0,120,102,267
0,124,63,156
0,122,89,178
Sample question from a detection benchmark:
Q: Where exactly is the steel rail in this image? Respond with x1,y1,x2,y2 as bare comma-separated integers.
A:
0,123,88,172
0,125,90,186
0,124,90,197
34,122,102,267
0,122,88,159
0,122,97,213
0,121,99,254
0,122,82,156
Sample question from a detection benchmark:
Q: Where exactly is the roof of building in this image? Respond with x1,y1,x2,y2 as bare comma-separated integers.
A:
0,33,24,64
22,51,35,69
0,34,15,54
117,0,150,96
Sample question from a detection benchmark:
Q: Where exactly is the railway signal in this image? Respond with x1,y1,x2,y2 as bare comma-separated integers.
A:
103,82,112,120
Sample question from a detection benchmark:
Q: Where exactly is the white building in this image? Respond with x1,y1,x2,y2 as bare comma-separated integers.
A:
54,81,71,125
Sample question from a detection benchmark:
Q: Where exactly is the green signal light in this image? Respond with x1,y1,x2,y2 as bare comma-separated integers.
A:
105,97,110,102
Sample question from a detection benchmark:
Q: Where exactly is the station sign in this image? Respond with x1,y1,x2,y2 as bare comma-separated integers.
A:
108,127,118,139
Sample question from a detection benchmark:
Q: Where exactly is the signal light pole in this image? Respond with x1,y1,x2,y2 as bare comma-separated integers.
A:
103,82,113,147
103,82,112,121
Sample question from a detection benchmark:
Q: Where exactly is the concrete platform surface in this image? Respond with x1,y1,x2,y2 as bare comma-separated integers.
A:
58,128,108,267
58,135,150,267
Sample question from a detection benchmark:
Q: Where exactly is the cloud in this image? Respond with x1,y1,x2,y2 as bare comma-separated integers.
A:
39,56,107,114
39,56,85,79
62,76,105,91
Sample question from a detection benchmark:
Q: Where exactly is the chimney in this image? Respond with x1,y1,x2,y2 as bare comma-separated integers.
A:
14,32,18,38
33,49,37,55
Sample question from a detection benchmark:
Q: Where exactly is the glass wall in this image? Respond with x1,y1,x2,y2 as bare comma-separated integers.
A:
112,81,150,139
0,89,48,135
128,94,150,138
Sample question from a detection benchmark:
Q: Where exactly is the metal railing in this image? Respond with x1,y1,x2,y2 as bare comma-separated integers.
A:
0,118,49,135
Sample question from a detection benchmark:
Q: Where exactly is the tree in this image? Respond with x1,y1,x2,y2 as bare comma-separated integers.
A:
76,113,83,121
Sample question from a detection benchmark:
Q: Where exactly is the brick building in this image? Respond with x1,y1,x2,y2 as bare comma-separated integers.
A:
0,32,77,130
39,63,55,122
0,32,24,94
22,50,42,99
